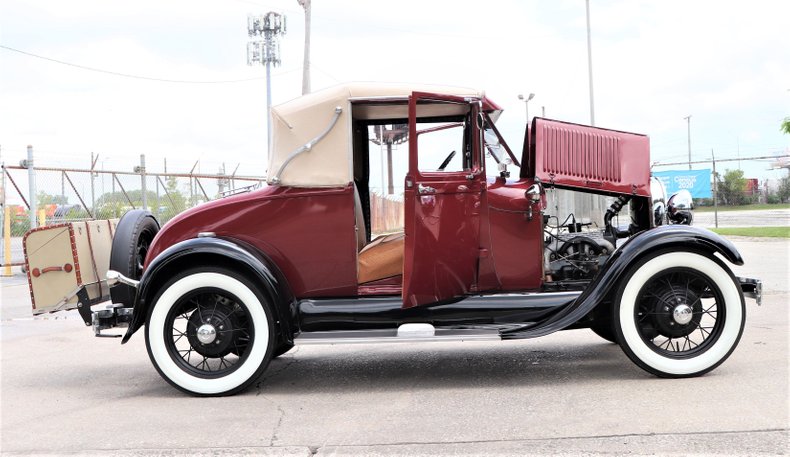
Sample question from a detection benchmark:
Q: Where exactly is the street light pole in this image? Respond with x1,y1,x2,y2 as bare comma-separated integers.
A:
518,93,535,124
684,115,692,170
585,0,595,126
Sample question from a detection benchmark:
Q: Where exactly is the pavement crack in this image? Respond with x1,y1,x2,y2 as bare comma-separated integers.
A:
269,405,286,446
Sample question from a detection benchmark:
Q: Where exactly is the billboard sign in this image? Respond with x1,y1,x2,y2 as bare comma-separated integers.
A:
653,169,711,198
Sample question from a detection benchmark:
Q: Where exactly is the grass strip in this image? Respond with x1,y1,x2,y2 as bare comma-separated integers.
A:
695,203,790,213
709,226,790,238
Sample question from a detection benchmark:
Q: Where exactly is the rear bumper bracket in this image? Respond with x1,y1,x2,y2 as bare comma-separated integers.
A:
738,276,762,306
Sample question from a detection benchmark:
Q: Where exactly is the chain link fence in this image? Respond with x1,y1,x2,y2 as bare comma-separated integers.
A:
1,151,408,268
1,152,265,267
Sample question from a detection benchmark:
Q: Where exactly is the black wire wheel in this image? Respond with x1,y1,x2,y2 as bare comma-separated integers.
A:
146,268,274,396
614,251,745,378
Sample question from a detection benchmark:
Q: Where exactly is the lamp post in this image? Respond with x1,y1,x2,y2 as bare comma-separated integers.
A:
518,93,535,123
586,0,595,126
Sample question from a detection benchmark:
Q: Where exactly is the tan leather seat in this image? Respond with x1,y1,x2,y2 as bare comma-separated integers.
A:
354,185,404,284
358,232,405,283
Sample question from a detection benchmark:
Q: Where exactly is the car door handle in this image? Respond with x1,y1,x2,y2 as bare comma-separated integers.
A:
418,184,436,195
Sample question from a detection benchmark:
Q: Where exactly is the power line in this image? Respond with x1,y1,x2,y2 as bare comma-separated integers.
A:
652,155,790,167
0,44,291,84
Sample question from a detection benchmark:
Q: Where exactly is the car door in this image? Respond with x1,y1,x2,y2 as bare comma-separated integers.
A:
402,92,485,308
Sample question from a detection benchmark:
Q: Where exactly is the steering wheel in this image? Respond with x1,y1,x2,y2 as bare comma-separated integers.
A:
437,150,456,171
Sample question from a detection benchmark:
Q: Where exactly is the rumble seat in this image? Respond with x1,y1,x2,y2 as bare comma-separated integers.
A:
355,185,404,284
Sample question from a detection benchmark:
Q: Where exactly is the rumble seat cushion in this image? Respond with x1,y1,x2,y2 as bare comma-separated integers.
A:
358,232,404,284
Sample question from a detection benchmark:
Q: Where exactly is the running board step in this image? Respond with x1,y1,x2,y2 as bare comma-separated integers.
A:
294,324,501,345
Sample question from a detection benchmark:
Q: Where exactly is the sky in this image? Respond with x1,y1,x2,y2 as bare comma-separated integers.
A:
1,0,789,186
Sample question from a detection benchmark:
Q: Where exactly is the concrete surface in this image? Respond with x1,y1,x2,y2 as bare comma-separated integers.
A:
1,238,788,456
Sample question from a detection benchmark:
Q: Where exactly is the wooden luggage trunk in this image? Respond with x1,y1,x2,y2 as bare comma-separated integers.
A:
23,220,118,315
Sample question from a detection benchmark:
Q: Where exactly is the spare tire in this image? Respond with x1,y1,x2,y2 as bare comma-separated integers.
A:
109,210,160,307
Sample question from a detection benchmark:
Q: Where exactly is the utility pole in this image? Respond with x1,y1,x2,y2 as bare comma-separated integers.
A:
297,0,311,95
585,0,595,126
684,115,692,170
247,13,287,161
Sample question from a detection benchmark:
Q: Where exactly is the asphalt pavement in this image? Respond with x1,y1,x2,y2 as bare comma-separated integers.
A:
694,208,790,228
1,238,788,456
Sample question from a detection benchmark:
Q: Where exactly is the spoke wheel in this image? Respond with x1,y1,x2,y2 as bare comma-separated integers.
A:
166,289,253,378
134,227,155,279
634,269,724,358
614,251,745,378
146,269,273,396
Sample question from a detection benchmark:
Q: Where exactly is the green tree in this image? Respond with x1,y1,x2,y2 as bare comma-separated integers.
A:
95,182,188,221
717,169,747,205
782,117,790,135
778,175,790,203
36,191,68,206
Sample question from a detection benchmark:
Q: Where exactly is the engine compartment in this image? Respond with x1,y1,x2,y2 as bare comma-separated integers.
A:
542,192,644,283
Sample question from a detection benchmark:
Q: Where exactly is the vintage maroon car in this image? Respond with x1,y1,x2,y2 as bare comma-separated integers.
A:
84,83,760,396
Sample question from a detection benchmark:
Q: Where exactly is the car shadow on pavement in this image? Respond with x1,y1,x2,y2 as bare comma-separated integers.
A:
242,339,650,396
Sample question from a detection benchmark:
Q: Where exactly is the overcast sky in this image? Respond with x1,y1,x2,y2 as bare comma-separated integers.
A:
1,0,788,182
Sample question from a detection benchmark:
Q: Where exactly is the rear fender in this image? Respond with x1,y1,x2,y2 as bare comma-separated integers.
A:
503,225,743,338
120,237,296,345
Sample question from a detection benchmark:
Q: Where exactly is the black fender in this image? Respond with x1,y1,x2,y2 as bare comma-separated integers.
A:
120,236,296,345
502,225,743,339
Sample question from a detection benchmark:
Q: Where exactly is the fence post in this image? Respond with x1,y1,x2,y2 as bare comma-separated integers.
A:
3,205,10,276
1,149,6,271
90,152,96,216
2,152,10,274
140,154,148,210
712,149,718,229
27,145,37,229
155,176,160,219
111,173,116,217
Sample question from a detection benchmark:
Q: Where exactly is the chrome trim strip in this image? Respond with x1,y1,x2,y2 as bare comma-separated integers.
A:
294,327,501,345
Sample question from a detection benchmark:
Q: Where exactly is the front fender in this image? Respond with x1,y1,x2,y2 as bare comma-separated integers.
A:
503,225,743,339
121,236,295,344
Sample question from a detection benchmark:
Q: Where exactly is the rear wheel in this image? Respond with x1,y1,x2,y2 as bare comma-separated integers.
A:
614,251,745,377
145,268,274,396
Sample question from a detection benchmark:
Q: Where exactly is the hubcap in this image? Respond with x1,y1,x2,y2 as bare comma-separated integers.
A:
196,324,217,344
672,304,693,325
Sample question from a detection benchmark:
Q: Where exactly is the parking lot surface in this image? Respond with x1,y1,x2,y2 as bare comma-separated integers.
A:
1,237,788,456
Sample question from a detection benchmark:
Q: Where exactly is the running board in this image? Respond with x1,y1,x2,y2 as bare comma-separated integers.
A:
294,324,502,345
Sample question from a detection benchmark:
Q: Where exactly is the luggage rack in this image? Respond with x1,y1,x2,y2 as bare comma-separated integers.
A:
41,279,132,338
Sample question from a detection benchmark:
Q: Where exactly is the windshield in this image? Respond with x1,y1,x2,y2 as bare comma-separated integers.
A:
482,113,520,177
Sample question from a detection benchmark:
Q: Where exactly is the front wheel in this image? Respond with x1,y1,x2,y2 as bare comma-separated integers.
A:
614,251,745,378
145,268,274,396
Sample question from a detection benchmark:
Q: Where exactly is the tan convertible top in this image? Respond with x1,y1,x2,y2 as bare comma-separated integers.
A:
267,82,487,187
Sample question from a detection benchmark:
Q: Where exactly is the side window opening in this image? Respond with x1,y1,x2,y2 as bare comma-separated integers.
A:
366,123,407,237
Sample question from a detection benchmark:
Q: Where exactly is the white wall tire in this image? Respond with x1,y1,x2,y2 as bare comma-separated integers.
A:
145,269,273,396
614,251,745,378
